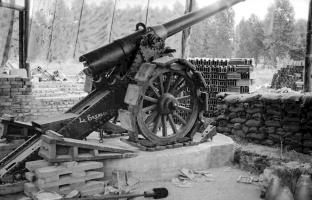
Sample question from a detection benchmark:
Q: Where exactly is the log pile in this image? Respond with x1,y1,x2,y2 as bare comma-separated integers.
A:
271,62,304,91
216,92,312,154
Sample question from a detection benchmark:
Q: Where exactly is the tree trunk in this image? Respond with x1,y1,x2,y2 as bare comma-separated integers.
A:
181,0,195,58
1,0,15,68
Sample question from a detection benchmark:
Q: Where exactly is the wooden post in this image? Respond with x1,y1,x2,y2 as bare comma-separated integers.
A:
24,0,30,77
304,0,312,92
19,10,25,69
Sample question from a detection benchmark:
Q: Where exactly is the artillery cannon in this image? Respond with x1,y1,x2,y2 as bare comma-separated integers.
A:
0,0,244,180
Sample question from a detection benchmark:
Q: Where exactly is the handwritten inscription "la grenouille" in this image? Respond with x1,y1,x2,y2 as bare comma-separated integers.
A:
79,112,108,123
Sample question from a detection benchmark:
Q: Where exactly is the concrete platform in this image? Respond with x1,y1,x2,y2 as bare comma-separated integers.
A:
87,133,234,181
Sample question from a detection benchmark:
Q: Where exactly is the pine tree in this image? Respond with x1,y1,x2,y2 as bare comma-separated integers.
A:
188,8,235,58
289,19,307,60
264,0,296,64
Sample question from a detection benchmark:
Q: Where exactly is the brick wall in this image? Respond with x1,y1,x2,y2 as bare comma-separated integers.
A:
216,93,312,154
0,77,87,121
0,76,33,121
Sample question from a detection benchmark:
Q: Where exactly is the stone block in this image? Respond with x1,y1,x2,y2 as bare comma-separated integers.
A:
80,181,106,197
24,182,38,197
25,160,51,172
25,172,35,182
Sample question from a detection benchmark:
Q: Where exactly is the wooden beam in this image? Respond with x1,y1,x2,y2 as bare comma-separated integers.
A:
19,10,25,69
0,1,24,11
304,0,312,92
24,0,30,77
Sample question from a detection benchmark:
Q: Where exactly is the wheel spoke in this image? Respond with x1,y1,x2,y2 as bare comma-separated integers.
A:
170,76,184,93
153,115,161,133
159,74,165,95
176,105,192,113
144,95,158,103
165,72,172,93
142,104,157,113
175,85,186,96
176,95,191,101
145,111,158,125
149,83,160,97
161,115,167,136
173,112,187,125
168,114,178,134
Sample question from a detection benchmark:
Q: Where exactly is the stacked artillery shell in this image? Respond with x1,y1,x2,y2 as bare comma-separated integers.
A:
189,58,253,117
271,61,304,91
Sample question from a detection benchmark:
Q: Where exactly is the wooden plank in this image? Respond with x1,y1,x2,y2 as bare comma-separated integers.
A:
39,134,136,162
41,134,133,153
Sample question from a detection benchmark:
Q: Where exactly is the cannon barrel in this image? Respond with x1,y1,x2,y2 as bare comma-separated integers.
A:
80,0,244,76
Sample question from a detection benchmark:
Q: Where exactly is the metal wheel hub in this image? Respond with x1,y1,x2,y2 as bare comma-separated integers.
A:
158,93,178,115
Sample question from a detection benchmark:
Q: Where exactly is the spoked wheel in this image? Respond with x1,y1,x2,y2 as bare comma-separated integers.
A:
136,66,199,145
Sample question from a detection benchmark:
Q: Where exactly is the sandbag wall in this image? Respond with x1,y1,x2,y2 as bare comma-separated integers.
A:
216,93,312,154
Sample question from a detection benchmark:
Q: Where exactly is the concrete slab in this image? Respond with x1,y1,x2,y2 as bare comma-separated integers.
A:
100,134,234,181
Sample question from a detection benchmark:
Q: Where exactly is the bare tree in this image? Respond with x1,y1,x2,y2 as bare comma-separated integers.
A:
1,0,15,68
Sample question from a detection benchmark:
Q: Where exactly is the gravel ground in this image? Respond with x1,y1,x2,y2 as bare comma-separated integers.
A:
1,166,262,200
134,166,262,200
